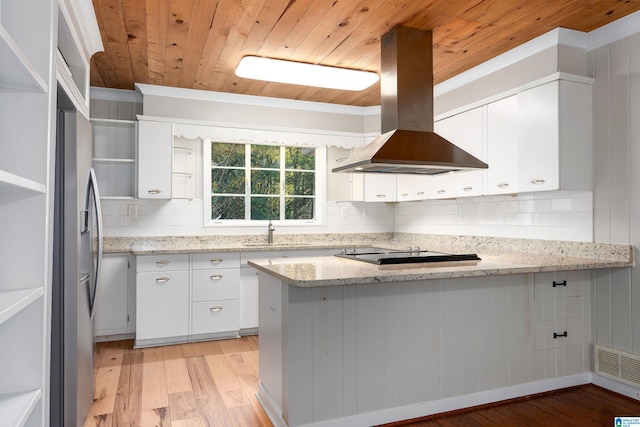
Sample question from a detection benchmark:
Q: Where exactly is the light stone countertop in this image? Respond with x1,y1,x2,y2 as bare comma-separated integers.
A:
103,233,633,287
247,249,633,287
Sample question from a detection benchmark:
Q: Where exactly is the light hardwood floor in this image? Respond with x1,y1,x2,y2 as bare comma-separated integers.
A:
86,337,640,427
84,336,272,427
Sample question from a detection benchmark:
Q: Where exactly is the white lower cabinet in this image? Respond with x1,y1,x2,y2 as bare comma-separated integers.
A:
95,254,133,338
191,252,240,339
135,254,189,345
531,270,590,377
239,267,259,331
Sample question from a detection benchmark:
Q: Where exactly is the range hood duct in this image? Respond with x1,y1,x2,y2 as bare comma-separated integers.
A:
333,26,488,175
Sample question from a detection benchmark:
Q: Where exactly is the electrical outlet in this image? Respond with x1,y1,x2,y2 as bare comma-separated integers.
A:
128,205,138,217
363,208,370,217
341,207,349,218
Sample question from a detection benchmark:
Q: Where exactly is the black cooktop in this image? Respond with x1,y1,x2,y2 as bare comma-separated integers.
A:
335,247,481,265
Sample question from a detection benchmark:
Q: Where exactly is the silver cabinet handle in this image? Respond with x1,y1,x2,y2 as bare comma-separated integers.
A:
437,189,446,194
210,274,223,281
376,194,386,198
530,178,546,185
497,182,509,189
156,276,170,283
401,192,409,197
209,258,223,265
335,157,348,163
417,191,425,196
210,306,223,312
147,189,161,194
156,260,170,267
463,186,473,192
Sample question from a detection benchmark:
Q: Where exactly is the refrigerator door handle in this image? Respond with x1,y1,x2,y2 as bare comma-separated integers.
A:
85,168,103,320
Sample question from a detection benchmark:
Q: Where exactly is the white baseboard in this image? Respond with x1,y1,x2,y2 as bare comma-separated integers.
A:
258,374,592,427
591,373,640,401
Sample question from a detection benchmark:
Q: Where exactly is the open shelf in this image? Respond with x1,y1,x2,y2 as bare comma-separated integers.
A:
0,389,41,427
0,288,43,327
90,118,136,127
0,170,46,194
93,158,135,164
0,25,47,92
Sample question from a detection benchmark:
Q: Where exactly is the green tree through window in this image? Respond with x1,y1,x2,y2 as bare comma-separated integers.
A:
210,141,316,221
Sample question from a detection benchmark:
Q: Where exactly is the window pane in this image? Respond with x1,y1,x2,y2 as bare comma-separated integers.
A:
251,145,280,168
212,168,245,194
212,196,245,220
285,171,314,195
212,142,245,167
251,197,279,220
286,146,315,170
251,170,280,194
285,197,314,220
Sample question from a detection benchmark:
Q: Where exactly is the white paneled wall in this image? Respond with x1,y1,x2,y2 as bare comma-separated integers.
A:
394,191,593,242
589,31,640,355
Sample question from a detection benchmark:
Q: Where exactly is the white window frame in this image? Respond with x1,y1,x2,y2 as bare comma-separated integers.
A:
203,136,326,227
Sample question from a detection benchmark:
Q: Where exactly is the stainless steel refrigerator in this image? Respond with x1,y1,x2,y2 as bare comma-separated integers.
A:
51,103,103,426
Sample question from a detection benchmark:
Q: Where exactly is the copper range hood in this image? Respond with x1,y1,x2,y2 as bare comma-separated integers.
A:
333,26,488,175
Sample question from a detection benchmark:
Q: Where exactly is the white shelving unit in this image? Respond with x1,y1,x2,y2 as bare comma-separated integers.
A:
0,0,54,424
91,118,137,198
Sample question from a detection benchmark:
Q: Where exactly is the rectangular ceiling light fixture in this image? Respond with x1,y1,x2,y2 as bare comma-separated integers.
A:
235,56,379,91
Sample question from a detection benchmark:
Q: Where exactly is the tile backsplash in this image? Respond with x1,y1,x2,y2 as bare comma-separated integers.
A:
394,191,593,242
102,191,592,242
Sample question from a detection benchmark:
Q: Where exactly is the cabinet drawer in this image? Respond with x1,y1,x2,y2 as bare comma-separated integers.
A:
192,269,240,301
192,300,240,335
534,271,585,300
192,252,240,269
533,317,584,350
137,254,189,272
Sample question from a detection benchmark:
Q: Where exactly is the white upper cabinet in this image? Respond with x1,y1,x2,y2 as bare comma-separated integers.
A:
487,95,519,195
396,174,430,201
327,145,364,202
517,78,593,193
451,106,485,197
138,119,173,199
431,117,455,199
363,174,397,202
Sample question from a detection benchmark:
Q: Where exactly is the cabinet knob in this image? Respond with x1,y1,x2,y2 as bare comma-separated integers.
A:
401,192,409,197
147,189,161,194
463,186,473,192
497,182,509,189
155,276,170,283
155,260,170,267
437,189,446,194
210,258,223,265
210,274,223,281
417,191,425,196
530,178,545,185
210,306,224,312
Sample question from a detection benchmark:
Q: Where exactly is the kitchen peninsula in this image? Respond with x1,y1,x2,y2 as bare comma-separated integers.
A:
246,236,632,427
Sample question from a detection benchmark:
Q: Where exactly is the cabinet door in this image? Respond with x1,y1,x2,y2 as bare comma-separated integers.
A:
396,174,429,201
517,82,560,192
431,117,455,199
95,255,132,336
487,95,519,194
240,267,259,330
363,174,396,202
452,107,485,197
138,120,172,199
136,270,189,340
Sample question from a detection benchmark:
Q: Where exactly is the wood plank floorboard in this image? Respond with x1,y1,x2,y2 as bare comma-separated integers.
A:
86,337,640,427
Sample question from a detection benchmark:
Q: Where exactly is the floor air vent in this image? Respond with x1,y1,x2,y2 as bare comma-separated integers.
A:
595,344,640,388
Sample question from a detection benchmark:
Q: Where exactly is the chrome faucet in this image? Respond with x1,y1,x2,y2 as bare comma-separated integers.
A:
267,220,275,244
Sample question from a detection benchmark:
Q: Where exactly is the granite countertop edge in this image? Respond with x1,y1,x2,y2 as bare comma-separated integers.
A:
103,233,634,287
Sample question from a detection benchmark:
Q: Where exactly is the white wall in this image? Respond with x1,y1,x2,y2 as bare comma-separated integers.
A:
589,31,640,354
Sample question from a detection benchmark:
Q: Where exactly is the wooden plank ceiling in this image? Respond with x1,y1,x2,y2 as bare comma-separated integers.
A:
90,0,640,107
